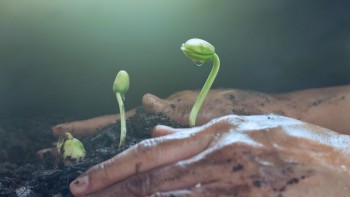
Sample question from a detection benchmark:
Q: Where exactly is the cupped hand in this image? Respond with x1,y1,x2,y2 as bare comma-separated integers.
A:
69,114,350,197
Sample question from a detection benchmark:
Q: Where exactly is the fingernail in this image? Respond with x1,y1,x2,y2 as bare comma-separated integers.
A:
70,175,89,194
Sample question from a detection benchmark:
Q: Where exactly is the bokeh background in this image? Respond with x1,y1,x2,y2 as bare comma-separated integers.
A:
1,0,349,119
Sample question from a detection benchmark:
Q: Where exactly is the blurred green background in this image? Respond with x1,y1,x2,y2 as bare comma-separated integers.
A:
1,0,349,119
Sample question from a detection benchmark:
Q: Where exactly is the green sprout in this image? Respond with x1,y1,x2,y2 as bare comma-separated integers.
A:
181,38,220,127
113,70,130,148
56,132,86,166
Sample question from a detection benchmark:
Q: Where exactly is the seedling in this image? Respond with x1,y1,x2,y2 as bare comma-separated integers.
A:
56,132,86,166
181,38,220,127
113,70,130,148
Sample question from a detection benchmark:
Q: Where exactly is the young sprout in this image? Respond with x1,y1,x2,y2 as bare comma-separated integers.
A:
181,38,220,127
113,70,130,148
56,132,86,166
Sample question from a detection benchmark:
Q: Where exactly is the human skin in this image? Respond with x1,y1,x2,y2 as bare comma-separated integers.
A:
52,110,135,137
69,114,350,197
53,85,350,137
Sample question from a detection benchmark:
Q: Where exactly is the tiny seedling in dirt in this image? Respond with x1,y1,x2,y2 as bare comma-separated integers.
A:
56,132,86,166
113,70,130,148
181,38,220,127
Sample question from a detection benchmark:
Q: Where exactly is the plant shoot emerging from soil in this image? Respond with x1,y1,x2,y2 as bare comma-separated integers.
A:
181,38,220,126
56,132,86,166
113,70,130,148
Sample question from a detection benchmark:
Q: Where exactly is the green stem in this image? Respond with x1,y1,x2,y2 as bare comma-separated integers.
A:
189,53,220,127
116,92,126,148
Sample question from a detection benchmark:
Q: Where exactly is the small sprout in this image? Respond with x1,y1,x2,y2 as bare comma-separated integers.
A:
181,38,220,127
56,132,86,166
113,70,130,148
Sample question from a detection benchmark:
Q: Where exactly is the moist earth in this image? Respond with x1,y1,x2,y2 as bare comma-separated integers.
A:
0,107,183,197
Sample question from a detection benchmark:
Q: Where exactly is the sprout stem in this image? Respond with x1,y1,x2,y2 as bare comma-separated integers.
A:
189,53,220,127
116,92,126,148
113,70,129,148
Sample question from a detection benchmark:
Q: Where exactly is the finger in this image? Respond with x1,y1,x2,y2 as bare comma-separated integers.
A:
88,136,242,197
88,160,208,197
148,188,211,197
52,114,118,137
188,182,248,197
148,182,253,197
52,110,136,137
70,120,230,196
142,93,167,113
142,93,193,126
147,190,193,197
151,125,180,137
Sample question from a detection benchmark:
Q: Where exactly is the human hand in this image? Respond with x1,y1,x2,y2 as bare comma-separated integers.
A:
142,86,350,134
69,114,350,197
52,88,275,138
53,85,350,138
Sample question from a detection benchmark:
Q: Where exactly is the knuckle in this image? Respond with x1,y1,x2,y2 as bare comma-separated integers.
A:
125,173,153,196
134,138,158,155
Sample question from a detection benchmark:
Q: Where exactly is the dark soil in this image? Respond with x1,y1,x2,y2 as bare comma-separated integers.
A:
0,107,183,197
